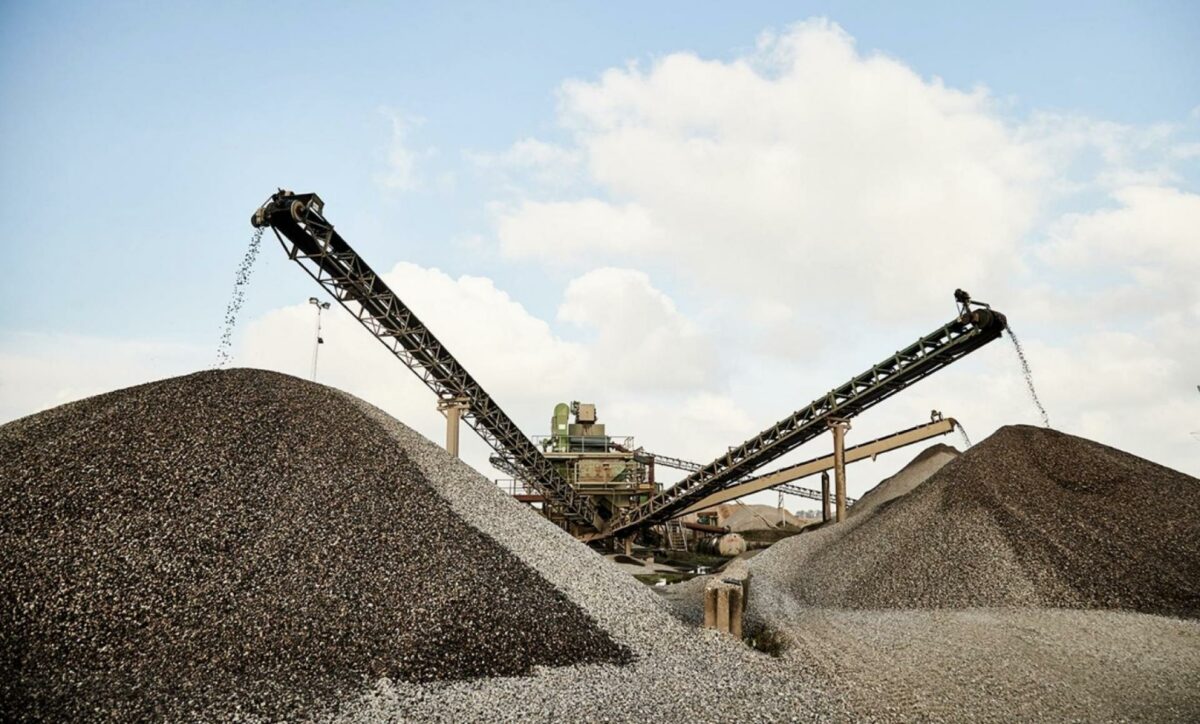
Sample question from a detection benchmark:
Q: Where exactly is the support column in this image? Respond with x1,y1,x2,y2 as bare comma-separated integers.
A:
437,397,470,458
821,470,831,523
828,418,851,522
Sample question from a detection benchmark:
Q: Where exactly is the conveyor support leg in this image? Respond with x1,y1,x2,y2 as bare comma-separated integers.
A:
829,419,851,522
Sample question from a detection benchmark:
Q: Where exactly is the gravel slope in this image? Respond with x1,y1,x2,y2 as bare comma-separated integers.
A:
0,370,629,721
719,503,805,532
848,443,959,518
751,425,1200,617
341,393,840,722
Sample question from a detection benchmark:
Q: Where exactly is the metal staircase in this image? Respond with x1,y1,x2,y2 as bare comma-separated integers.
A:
663,519,689,551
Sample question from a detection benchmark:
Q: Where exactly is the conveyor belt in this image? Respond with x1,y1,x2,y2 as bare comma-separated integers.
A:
607,306,1006,535
252,191,602,530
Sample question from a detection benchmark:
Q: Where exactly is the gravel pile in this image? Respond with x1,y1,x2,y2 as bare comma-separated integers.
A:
0,370,629,720
848,442,958,518
718,503,805,532
1,369,839,722
751,425,1200,617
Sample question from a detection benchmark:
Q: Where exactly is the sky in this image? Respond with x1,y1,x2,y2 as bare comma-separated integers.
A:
1,1,1198,505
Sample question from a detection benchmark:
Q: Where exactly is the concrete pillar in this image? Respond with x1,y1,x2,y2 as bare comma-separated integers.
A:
829,419,851,522
438,397,469,458
703,586,717,629
623,536,633,557
716,587,731,633
703,573,749,638
728,586,743,638
821,470,831,523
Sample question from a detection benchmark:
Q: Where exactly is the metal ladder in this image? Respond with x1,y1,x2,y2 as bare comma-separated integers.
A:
663,519,689,552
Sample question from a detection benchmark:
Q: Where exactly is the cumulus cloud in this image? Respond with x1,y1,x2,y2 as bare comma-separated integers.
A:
496,19,1048,319
496,199,667,261
466,138,584,191
557,267,715,390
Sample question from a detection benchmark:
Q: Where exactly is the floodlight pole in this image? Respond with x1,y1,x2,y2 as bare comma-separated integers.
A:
308,297,330,381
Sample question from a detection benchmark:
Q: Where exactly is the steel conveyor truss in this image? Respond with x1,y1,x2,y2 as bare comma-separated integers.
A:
776,483,856,505
609,301,1007,535
252,190,602,530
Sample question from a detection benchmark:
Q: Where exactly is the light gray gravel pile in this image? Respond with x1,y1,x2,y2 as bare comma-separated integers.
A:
750,425,1200,616
0,370,630,721
342,395,841,722
719,503,805,532
661,431,1200,721
848,442,958,518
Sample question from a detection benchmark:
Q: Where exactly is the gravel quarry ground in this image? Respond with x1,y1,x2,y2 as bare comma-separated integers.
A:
340,394,840,722
777,607,1200,722
0,369,839,722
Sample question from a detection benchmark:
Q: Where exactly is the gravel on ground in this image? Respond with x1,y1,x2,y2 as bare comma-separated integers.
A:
774,607,1200,723
342,392,842,722
660,432,1200,722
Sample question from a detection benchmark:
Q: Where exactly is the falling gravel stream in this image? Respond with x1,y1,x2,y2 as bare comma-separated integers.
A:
954,422,973,449
1005,326,1051,428
215,227,264,367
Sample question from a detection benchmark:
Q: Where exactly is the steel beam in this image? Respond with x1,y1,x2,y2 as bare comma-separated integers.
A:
775,480,857,506
673,417,955,516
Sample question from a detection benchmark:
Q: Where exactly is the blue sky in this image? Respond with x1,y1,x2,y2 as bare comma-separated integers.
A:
2,1,1197,338
2,2,1197,487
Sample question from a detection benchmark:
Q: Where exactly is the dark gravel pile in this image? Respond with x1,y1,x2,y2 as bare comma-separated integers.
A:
0,369,629,721
754,425,1200,617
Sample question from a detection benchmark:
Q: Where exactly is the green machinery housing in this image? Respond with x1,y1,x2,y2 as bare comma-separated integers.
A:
536,402,655,524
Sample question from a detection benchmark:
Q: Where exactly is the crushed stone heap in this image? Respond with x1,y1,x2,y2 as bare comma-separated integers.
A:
753,425,1200,618
0,370,629,721
848,442,959,518
2,369,839,723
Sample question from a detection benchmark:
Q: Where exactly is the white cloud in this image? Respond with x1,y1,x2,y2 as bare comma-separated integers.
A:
0,333,207,424
466,138,584,190
496,19,1047,320
1043,185,1200,271
496,199,667,261
557,267,715,390
375,110,434,192
472,18,1200,481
